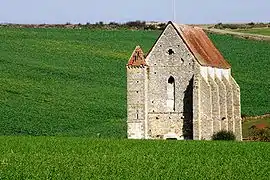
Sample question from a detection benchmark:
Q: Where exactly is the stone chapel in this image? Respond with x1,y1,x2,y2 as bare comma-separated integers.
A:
126,21,242,140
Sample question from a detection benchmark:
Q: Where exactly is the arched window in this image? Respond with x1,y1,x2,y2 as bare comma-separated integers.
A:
167,76,175,111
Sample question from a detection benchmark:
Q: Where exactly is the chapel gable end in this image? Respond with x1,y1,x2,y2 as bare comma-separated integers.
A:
126,21,242,141
145,23,195,67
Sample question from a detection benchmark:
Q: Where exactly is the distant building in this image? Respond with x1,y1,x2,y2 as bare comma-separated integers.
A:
126,21,242,140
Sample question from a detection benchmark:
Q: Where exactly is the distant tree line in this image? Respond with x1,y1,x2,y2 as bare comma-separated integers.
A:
214,22,270,29
1,21,269,30
0,20,167,30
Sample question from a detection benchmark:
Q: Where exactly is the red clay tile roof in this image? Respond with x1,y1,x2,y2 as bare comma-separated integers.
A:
127,46,146,66
172,22,231,69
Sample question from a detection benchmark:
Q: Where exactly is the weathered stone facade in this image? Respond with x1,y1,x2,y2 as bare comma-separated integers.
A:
127,22,242,140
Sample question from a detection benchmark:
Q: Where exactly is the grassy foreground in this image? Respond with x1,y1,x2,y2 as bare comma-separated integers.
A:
0,27,269,137
0,136,270,180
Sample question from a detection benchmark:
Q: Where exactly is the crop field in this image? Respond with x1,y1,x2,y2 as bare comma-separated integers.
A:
0,27,269,137
0,28,158,137
0,136,270,179
235,28,270,36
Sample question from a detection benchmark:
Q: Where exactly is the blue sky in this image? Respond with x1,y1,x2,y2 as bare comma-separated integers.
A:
1,0,269,24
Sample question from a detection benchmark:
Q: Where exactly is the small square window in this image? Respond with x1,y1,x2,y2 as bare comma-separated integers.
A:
168,49,175,55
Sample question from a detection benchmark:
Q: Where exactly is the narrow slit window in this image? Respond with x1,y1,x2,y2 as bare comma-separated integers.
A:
167,76,175,111
181,58,184,63
136,110,139,119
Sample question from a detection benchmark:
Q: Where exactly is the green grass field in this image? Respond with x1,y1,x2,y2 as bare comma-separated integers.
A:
235,28,270,36
0,27,269,137
0,28,159,137
1,136,270,180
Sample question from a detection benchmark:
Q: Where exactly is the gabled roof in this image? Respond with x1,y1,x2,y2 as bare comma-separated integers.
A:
127,46,146,66
146,21,231,69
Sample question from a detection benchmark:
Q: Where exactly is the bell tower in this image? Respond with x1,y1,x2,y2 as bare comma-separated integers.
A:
126,46,148,139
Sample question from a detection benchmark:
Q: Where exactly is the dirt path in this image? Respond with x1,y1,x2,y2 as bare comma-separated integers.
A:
203,28,270,41
242,114,270,122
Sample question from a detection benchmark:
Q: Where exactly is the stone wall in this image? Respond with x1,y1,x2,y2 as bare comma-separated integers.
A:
126,66,147,139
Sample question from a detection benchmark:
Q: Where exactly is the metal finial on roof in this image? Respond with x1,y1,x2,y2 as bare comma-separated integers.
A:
172,0,176,22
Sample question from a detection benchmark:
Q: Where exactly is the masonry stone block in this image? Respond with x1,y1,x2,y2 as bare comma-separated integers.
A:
199,76,213,140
